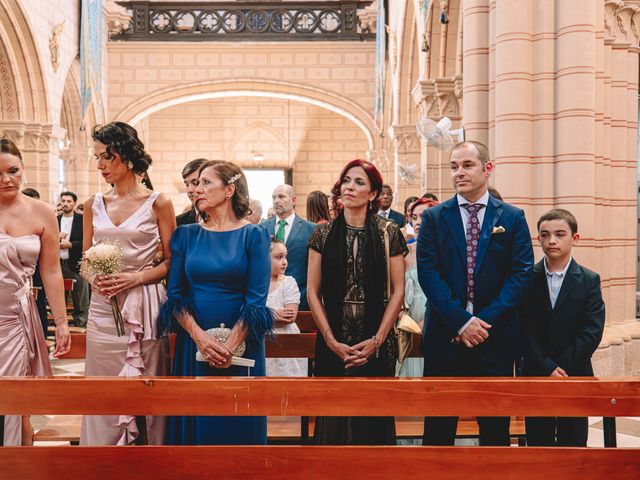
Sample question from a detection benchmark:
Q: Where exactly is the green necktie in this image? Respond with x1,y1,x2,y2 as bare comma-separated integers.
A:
276,219,287,242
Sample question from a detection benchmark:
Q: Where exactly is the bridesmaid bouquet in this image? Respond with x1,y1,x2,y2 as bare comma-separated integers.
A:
80,240,126,336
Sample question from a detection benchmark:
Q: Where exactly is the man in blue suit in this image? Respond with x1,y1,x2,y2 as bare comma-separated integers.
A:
417,141,533,446
261,184,316,310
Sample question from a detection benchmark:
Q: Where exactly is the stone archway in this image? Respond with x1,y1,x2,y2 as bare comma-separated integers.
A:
114,79,376,152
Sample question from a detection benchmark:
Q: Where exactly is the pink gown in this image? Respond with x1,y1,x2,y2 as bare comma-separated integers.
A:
0,232,52,446
80,192,171,445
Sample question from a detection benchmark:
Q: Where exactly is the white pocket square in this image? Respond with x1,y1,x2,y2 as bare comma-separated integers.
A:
492,226,505,234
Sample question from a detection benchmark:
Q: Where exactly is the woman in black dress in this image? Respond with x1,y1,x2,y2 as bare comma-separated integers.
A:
307,159,407,444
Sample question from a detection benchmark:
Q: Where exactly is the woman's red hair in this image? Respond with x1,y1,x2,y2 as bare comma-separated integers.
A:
330,159,384,213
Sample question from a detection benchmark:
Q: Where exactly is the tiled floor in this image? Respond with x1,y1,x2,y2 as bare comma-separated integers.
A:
37,358,640,448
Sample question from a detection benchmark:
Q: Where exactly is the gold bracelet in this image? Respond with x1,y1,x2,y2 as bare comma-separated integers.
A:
371,336,380,358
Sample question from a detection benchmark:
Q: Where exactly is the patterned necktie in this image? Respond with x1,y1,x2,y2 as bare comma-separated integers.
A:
275,219,287,242
463,203,484,305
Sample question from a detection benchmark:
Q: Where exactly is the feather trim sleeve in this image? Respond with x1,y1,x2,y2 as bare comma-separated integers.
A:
157,296,197,335
241,303,275,342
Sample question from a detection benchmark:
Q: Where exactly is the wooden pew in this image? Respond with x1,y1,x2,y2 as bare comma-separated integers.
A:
2,377,640,480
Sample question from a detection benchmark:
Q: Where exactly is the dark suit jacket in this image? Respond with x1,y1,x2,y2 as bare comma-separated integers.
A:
176,208,197,226
57,213,83,273
521,259,605,376
416,194,534,375
380,209,406,227
260,214,316,310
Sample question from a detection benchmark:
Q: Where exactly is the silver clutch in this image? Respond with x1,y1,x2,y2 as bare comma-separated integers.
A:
195,323,255,367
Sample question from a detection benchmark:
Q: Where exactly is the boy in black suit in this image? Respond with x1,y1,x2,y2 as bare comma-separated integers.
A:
522,209,605,446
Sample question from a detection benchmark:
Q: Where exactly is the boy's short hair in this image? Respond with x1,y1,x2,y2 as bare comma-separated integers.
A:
537,208,578,235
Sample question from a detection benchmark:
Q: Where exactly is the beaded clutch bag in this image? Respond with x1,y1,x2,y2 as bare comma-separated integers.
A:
195,323,255,367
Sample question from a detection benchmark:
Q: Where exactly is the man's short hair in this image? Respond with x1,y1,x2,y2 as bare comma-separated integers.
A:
181,158,208,179
60,191,78,202
451,140,490,166
422,192,439,201
22,188,40,199
537,208,578,235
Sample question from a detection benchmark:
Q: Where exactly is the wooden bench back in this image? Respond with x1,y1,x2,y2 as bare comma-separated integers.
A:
1,377,640,479
58,332,423,360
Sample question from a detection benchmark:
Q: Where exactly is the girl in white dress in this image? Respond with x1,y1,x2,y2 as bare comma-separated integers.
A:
266,237,307,377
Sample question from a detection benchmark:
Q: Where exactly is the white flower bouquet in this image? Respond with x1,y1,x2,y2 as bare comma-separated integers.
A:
80,240,126,336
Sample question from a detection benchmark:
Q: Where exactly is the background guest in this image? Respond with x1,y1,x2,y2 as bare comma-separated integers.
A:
0,139,70,446
397,198,437,379
247,198,263,224
522,209,605,447
21,187,49,335
266,237,306,377
81,122,175,446
378,184,405,227
422,192,439,202
307,159,407,445
306,190,331,224
266,207,275,219
160,161,273,445
417,140,533,446
261,184,316,310
176,158,208,226
401,196,419,242
58,191,89,328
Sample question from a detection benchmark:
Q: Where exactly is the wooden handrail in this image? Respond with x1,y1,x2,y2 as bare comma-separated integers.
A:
57,332,423,359
2,446,638,480
1,377,638,416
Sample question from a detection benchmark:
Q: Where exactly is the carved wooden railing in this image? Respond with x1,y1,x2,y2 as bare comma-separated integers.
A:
112,1,375,41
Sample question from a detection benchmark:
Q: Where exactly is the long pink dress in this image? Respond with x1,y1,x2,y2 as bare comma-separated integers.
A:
80,192,171,445
0,232,52,446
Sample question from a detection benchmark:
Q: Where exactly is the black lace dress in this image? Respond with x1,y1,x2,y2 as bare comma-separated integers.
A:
308,215,407,444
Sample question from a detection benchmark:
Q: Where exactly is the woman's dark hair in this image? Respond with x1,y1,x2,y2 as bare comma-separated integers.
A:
140,172,154,190
0,138,23,163
330,159,383,213
91,122,152,175
306,190,331,224
403,196,418,216
198,160,251,220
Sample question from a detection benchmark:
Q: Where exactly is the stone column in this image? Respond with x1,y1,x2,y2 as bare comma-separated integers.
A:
461,0,490,145
0,121,65,203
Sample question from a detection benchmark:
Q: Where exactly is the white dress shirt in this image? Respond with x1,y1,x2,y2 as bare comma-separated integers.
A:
59,215,74,260
544,257,572,309
274,212,296,244
378,208,391,219
456,190,490,334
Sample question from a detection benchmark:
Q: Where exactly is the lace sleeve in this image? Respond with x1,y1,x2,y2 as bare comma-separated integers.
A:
388,222,409,257
308,222,330,253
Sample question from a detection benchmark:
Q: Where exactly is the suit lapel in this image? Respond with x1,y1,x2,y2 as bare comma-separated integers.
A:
286,215,301,247
474,196,503,274
70,214,80,241
552,259,580,311
533,261,552,313
441,198,466,265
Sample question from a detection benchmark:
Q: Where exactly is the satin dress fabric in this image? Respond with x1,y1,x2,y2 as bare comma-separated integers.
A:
80,192,171,445
0,231,52,446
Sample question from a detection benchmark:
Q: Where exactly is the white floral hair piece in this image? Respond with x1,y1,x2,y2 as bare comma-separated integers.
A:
227,173,241,185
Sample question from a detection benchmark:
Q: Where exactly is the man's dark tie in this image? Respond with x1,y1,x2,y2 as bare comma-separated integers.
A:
463,203,484,305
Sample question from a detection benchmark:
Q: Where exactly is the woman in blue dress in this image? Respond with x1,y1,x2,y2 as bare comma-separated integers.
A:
159,160,273,445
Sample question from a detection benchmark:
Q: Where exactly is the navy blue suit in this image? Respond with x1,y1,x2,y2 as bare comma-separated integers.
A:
379,209,406,227
416,193,533,445
261,214,316,310
522,259,605,446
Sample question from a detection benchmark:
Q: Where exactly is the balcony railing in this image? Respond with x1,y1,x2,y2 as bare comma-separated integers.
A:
112,1,374,41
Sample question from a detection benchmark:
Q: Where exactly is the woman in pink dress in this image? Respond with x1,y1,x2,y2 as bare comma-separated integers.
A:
80,123,176,445
0,139,71,446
